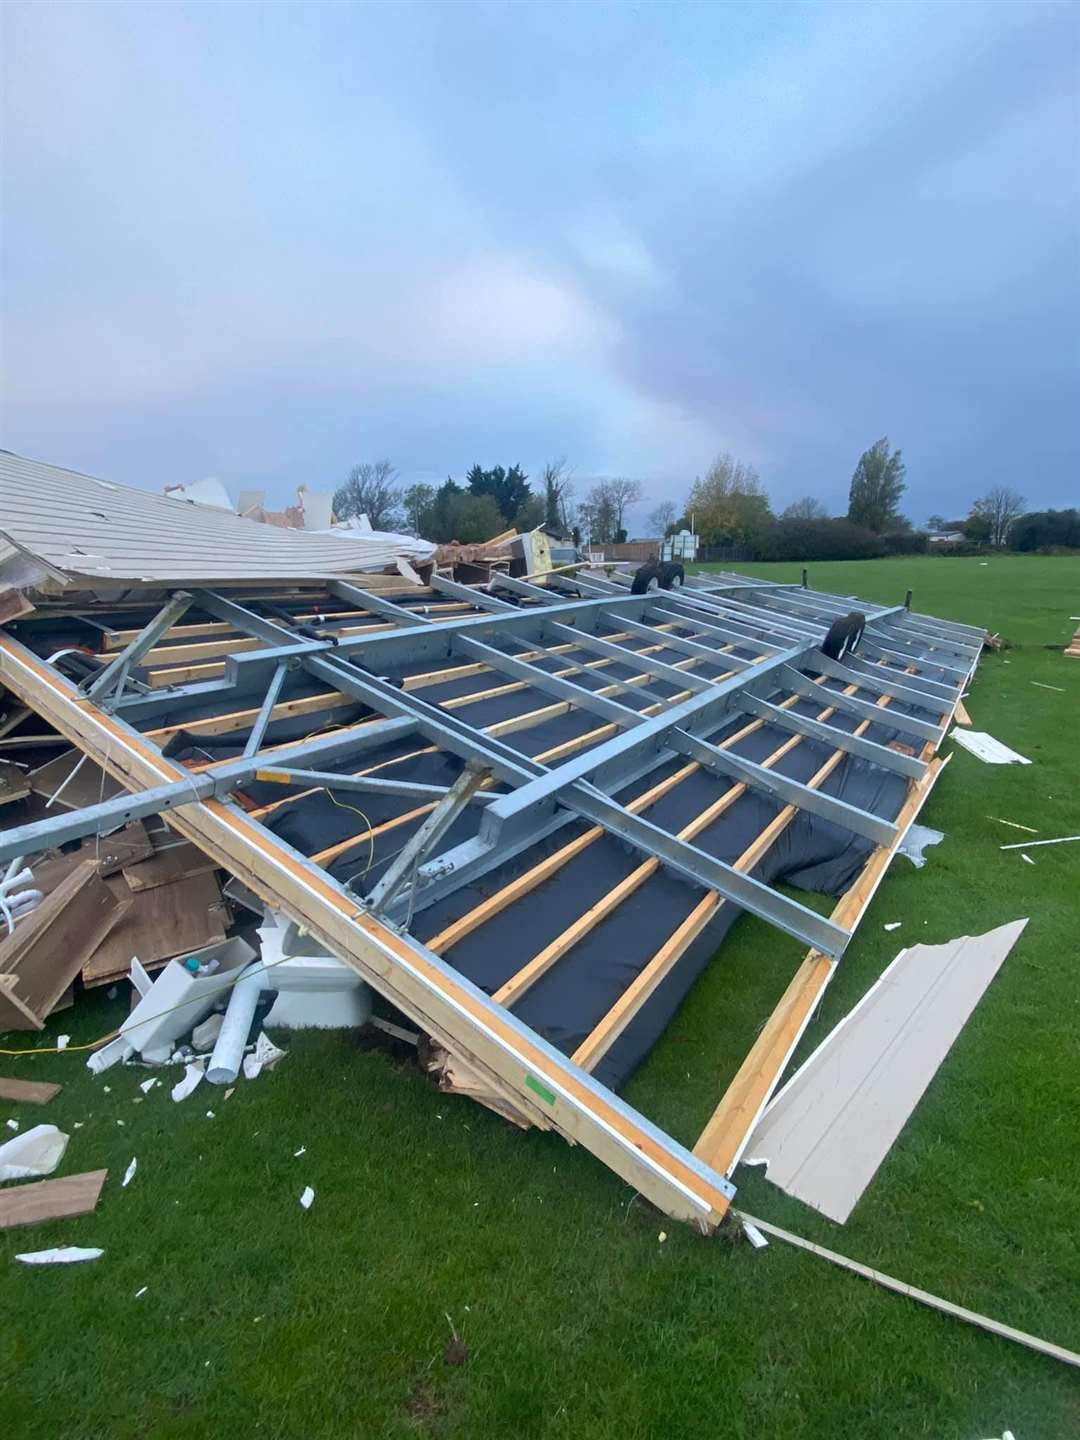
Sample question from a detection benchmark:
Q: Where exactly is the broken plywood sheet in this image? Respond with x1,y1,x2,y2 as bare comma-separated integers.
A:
745,919,1029,1223
22,822,154,896
0,759,31,807
122,839,217,892
81,870,228,985
0,861,128,1030
0,1168,108,1229
28,749,124,809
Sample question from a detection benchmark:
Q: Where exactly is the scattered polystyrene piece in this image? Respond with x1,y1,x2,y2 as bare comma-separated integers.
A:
135,1285,148,1298
129,956,153,997
56,1035,70,1051
5,1119,18,1132
139,1078,159,1094
171,1061,205,1103
15,1246,103,1265
299,1186,315,1210
953,731,1031,765
242,1032,286,1081
898,824,944,869
87,1037,134,1074
883,922,902,932
294,1146,306,1157
1001,835,1079,851
745,920,1029,1224
1022,854,1035,865
191,1013,225,1051
0,1124,69,1182
122,1157,137,1188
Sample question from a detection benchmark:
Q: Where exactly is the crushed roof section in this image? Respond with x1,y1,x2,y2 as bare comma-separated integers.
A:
0,451,410,586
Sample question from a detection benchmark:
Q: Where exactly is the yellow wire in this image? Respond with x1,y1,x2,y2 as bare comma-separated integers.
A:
322,790,376,877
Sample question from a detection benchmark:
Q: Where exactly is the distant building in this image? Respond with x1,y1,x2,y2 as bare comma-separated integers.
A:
661,529,699,561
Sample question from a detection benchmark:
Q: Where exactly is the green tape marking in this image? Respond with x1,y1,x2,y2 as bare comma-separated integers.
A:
525,1074,557,1106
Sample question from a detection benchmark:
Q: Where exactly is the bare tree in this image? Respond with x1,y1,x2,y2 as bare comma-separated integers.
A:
401,483,435,536
333,459,403,530
782,496,828,521
649,500,677,536
971,486,1026,547
579,482,618,545
603,477,644,540
541,457,575,533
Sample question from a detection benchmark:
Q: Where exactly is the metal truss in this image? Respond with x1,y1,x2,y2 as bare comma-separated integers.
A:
0,568,978,1230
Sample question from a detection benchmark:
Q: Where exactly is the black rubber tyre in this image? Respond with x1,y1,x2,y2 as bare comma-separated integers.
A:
659,561,685,590
821,615,851,660
845,611,866,655
631,562,663,594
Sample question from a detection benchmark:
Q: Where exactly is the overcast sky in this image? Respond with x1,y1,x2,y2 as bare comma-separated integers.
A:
2,1,1077,531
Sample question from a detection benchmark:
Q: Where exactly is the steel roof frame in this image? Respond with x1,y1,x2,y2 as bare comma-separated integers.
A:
0,568,975,1231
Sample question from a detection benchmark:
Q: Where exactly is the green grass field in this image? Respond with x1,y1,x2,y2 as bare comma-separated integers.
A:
2,555,1078,1439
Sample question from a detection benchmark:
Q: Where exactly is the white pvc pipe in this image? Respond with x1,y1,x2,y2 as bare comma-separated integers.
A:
206,963,267,1085
0,867,34,896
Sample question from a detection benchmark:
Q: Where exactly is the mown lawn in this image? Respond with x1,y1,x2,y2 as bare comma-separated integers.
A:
2,555,1078,1439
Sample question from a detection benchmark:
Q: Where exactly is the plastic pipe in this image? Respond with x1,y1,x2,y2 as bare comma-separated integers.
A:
206,963,266,1085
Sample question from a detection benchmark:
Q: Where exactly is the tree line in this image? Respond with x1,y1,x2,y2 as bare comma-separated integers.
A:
332,458,647,547
637,439,1073,559
331,442,1076,557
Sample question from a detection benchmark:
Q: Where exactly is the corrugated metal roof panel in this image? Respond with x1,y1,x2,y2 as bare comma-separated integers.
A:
0,452,411,585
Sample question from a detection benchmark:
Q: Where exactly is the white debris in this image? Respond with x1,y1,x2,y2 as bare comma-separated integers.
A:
884,922,902,932
898,824,945,869
658,1231,667,1243
56,1034,70,1051
299,1185,315,1210
294,1146,306,1157
5,1119,18,1132
205,1110,215,1119
139,1078,159,1095
87,1036,134,1074
1021,854,1035,865
242,1031,286,1081
952,731,1031,765
0,1124,69,1182
191,1012,225,1052
742,1220,769,1249
171,1061,205,1103
15,1246,103,1265
135,1286,148,1298
122,1157,137,1188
